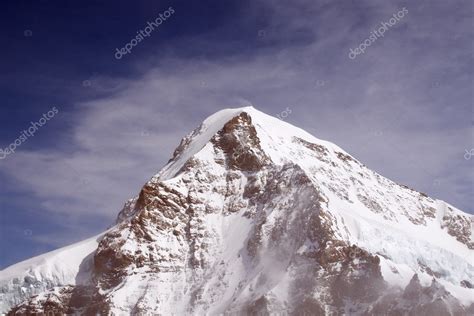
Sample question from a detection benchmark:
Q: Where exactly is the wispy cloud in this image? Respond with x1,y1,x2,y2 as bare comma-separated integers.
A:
0,0,472,257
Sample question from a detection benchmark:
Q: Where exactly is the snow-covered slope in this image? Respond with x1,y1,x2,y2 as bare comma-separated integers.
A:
2,106,473,315
0,232,105,314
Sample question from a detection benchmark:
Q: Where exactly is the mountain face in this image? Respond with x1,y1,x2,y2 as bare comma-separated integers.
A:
1,106,473,315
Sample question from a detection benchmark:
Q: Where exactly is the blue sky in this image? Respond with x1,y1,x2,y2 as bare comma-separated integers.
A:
0,0,472,268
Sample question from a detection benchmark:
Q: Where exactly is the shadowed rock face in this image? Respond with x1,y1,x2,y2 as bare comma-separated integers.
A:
7,111,472,315
369,275,469,316
441,207,474,249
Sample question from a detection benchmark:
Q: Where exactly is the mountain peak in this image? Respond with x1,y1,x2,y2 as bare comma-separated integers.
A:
157,106,346,181
1,106,473,315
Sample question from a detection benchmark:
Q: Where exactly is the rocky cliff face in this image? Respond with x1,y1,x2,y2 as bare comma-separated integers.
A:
2,107,473,315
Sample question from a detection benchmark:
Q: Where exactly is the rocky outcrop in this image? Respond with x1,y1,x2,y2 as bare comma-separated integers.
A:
441,207,474,249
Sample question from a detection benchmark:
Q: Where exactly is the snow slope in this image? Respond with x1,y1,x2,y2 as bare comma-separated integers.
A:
0,232,105,314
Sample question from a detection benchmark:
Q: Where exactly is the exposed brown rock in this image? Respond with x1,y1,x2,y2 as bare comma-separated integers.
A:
211,112,271,171
441,208,474,249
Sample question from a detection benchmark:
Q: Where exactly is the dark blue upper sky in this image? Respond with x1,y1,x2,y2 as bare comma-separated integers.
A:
0,0,472,268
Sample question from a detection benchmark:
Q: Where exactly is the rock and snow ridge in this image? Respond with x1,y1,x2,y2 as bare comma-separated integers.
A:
1,106,473,315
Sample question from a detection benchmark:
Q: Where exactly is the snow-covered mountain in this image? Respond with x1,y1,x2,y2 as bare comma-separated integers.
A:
1,106,473,315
